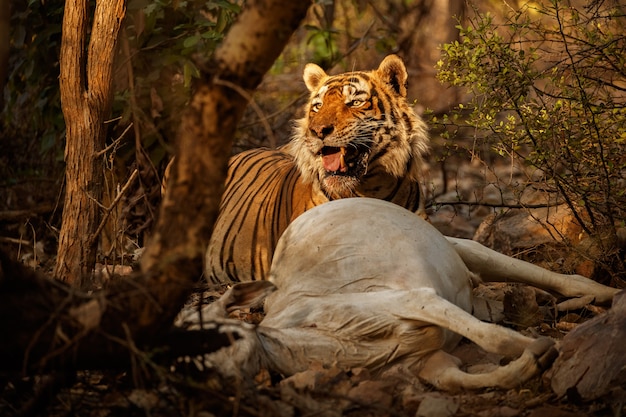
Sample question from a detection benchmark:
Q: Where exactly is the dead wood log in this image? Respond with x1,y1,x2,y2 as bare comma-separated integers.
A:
473,193,620,287
549,289,626,400
0,250,237,372
0,204,56,222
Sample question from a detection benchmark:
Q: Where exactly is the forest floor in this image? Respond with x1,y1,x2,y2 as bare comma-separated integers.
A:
1,131,623,416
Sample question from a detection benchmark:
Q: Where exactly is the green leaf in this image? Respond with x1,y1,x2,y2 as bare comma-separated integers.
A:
183,34,200,49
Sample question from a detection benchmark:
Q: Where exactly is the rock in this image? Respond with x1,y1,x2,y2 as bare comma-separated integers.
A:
348,380,393,409
549,290,626,400
473,203,582,259
471,194,617,281
415,395,459,417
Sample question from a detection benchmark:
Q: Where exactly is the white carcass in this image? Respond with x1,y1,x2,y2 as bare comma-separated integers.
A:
185,198,618,390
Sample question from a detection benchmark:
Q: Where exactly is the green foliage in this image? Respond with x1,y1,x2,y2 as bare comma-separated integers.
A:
126,0,240,88
302,0,340,68
304,23,339,68
2,0,65,178
437,1,626,274
116,0,242,164
296,0,400,70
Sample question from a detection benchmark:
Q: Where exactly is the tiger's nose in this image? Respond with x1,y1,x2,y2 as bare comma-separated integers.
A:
311,124,334,139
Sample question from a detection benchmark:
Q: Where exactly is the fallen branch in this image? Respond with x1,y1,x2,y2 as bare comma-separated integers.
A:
0,204,56,221
0,250,238,373
430,199,565,210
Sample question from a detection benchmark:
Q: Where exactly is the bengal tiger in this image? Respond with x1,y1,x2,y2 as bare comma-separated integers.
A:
204,54,430,284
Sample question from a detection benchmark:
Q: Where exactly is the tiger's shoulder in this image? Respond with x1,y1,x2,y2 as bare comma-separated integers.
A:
205,147,324,284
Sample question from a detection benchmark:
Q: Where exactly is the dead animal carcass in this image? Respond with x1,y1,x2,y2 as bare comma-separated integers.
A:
182,198,617,391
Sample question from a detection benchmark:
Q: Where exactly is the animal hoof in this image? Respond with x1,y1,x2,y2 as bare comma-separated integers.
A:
528,337,558,369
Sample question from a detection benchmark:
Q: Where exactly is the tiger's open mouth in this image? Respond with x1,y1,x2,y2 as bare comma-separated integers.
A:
319,146,369,177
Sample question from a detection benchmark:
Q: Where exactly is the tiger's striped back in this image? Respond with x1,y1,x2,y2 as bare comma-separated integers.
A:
205,148,325,284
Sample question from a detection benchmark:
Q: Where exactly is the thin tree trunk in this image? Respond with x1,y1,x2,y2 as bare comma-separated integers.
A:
398,0,465,113
56,0,126,285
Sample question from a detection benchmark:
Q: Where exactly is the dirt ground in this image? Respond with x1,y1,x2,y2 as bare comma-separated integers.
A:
3,288,619,417
2,140,624,417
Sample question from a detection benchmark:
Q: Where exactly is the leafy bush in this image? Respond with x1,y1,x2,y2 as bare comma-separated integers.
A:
436,1,626,280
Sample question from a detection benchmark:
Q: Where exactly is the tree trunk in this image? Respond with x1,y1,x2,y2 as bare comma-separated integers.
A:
0,0,311,373
398,0,465,113
56,0,126,285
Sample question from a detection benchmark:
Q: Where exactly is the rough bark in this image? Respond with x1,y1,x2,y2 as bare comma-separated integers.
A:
56,0,126,285
0,0,311,373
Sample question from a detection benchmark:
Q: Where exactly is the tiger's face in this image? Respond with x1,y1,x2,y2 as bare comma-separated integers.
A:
288,55,430,200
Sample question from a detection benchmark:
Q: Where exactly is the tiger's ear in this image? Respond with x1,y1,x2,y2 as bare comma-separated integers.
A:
303,63,328,92
376,54,408,97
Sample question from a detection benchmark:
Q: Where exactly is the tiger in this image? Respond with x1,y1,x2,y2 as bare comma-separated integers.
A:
204,54,430,285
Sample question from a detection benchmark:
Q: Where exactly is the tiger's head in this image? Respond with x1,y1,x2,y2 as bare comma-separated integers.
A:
288,54,430,200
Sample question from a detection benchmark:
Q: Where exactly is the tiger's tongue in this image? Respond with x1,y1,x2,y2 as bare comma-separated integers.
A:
322,151,346,173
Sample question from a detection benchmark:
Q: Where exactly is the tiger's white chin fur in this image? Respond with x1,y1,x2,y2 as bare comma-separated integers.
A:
320,174,360,199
